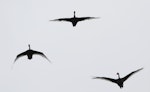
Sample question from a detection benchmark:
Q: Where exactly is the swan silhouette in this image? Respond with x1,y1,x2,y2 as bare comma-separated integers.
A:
51,11,99,27
93,68,143,88
14,44,51,63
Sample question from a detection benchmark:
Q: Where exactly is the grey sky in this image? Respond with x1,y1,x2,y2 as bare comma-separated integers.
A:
0,0,149,92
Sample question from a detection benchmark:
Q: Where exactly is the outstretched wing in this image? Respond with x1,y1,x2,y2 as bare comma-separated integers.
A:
14,51,27,63
50,18,71,22
78,17,99,21
33,50,51,63
93,76,116,83
122,68,143,82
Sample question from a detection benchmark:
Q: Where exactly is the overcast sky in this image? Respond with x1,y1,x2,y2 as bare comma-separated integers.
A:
0,0,150,92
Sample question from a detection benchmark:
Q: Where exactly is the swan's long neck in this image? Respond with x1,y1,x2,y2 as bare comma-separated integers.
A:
117,73,121,79
28,44,31,50
74,11,76,18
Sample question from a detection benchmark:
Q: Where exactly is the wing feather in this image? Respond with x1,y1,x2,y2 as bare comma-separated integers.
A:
14,51,27,63
33,50,51,63
93,76,116,83
122,68,143,82
50,18,71,22
78,17,99,21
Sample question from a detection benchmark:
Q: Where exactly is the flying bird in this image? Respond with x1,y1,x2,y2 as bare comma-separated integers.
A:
50,11,99,27
93,68,143,88
14,44,51,63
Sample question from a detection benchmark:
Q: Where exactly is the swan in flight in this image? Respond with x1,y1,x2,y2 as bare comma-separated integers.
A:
50,11,99,27
93,68,143,88
14,44,51,63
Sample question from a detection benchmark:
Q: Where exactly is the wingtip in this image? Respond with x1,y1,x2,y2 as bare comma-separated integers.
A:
88,17,100,20
50,18,60,21
14,58,17,64
92,76,99,79
93,77,97,79
92,77,96,79
49,19,55,21
44,56,52,63
139,67,144,71
47,59,52,63
12,58,18,69
94,17,100,19
134,67,144,73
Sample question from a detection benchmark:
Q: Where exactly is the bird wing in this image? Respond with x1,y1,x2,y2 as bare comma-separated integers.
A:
122,68,143,82
32,50,51,63
50,18,71,22
78,17,99,21
93,76,116,83
14,51,27,63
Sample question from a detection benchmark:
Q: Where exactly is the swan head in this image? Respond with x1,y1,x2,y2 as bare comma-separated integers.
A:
28,44,31,50
73,11,76,17
116,72,120,79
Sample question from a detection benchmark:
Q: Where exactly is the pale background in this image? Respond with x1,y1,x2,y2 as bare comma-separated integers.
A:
0,0,149,92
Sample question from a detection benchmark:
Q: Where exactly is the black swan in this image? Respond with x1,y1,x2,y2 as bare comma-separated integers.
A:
51,11,99,27
93,68,143,88
14,44,51,63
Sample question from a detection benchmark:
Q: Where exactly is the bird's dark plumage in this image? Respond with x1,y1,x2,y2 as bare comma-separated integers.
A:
93,68,143,88
93,77,116,83
122,68,143,82
14,45,51,63
50,11,99,27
